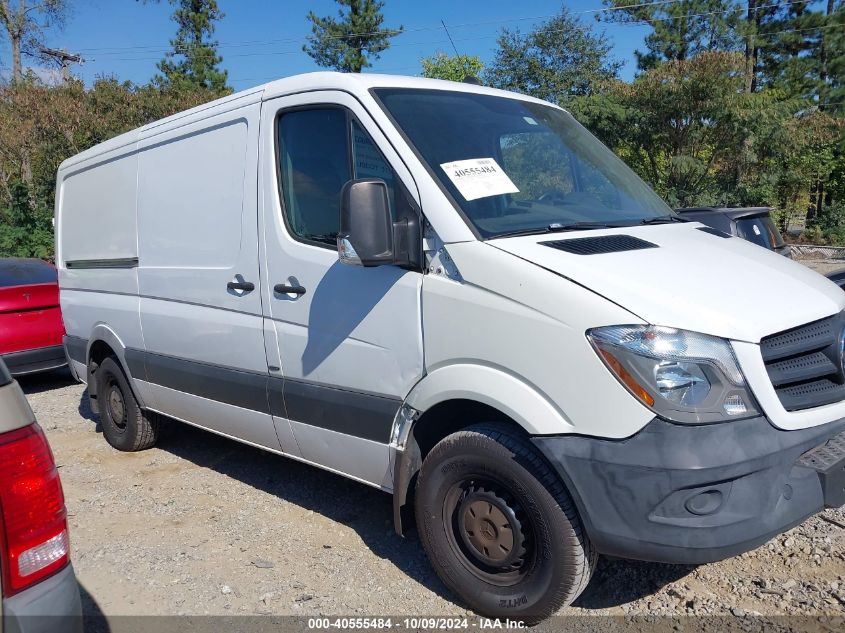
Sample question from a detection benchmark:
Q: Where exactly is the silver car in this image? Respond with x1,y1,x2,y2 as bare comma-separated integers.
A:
0,359,82,633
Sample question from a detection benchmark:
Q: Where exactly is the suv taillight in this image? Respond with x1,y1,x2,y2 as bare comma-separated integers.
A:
0,423,69,596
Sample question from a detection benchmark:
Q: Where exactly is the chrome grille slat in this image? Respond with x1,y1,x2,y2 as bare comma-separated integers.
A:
761,313,845,411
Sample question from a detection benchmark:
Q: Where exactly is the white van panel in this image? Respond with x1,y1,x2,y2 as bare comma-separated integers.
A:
59,289,143,353
138,297,266,372
289,421,392,489
136,103,265,372
137,120,246,269
58,148,139,263
425,241,654,439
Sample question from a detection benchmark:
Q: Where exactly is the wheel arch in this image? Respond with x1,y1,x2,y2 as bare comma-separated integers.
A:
392,363,575,535
85,324,147,412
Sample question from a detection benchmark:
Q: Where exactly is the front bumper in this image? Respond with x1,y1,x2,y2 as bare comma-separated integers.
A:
0,346,66,376
2,564,83,633
533,415,845,565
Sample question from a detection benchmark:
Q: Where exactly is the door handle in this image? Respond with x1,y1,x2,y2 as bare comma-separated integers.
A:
227,281,255,292
274,283,306,296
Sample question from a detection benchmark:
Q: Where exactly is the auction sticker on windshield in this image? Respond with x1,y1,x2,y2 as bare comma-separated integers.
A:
440,158,519,201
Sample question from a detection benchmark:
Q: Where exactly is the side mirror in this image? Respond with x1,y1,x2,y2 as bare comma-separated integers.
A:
338,179,394,267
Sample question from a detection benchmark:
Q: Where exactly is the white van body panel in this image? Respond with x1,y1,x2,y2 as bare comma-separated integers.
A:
492,223,845,344
133,98,280,450
58,144,139,265
420,241,655,438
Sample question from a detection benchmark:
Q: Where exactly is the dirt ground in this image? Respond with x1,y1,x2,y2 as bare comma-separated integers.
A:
17,368,845,628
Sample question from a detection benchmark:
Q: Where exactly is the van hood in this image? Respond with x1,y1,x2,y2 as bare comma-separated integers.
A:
490,223,845,343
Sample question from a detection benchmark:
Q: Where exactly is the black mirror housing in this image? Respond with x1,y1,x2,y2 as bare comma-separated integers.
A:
339,179,395,267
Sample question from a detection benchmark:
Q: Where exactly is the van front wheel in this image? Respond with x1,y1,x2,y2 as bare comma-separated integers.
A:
95,357,159,452
415,423,595,623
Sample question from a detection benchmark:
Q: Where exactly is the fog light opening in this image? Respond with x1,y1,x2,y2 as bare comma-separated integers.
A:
684,489,724,516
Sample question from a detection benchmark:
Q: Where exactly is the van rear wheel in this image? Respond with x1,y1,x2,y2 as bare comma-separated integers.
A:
95,357,158,452
415,423,595,623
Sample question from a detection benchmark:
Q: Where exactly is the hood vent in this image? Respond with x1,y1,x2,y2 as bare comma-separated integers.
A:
698,226,731,238
541,235,658,255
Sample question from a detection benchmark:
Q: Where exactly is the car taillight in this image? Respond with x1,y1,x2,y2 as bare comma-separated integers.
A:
0,423,69,596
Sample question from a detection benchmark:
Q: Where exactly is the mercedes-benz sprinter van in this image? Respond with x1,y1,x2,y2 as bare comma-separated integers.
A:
56,73,845,622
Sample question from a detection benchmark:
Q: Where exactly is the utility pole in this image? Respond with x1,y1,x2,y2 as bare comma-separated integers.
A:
39,47,84,83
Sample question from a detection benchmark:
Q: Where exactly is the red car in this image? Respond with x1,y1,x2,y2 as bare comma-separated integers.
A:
0,259,66,376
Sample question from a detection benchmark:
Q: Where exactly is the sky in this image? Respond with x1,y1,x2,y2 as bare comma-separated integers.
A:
0,0,652,89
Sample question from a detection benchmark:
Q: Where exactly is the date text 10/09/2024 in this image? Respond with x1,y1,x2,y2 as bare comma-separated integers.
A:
307,618,528,630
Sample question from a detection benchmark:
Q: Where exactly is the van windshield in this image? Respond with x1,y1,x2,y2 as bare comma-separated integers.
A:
372,88,674,239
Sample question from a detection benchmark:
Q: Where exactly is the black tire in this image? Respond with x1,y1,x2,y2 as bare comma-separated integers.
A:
95,356,158,452
415,423,596,623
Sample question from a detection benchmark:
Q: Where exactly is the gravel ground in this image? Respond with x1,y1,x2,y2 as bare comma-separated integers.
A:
794,257,845,277
17,369,845,628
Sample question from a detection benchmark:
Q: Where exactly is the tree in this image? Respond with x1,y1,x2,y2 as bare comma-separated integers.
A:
485,6,620,104
303,0,402,73
600,0,742,71
420,52,483,82
0,0,69,82
154,0,229,94
758,0,845,106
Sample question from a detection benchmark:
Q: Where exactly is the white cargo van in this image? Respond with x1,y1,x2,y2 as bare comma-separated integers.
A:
57,72,845,621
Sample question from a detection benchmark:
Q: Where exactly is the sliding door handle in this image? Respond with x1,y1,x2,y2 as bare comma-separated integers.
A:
274,283,306,296
227,281,255,292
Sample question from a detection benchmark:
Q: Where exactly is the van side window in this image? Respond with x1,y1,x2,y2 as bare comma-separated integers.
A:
277,108,407,246
278,108,351,245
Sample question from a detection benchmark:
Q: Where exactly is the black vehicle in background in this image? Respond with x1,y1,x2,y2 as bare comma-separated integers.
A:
676,206,792,258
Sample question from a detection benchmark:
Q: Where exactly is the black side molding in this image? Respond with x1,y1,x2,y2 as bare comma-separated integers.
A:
63,335,87,365
65,257,139,269
127,348,399,443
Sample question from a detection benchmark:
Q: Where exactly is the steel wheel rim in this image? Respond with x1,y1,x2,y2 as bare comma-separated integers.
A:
106,380,127,430
442,476,535,586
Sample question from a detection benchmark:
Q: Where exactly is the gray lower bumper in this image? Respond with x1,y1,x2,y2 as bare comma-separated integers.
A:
2,565,83,633
533,415,845,565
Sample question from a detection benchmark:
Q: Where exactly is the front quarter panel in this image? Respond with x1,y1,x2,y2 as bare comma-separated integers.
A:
420,241,654,438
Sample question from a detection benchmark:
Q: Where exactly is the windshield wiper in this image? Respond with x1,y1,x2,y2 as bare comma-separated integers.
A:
495,221,625,239
309,233,339,245
640,215,688,225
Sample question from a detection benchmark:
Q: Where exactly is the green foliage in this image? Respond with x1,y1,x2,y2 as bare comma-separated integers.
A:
600,0,741,70
0,78,223,258
420,53,483,82
304,0,402,73
756,1,844,108
155,0,229,95
569,53,844,213
0,181,52,258
484,6,620,104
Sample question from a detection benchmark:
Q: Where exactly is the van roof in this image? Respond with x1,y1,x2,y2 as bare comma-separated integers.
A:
59,72,553,171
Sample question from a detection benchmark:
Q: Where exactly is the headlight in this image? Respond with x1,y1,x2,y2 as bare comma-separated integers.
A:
587,325,759,423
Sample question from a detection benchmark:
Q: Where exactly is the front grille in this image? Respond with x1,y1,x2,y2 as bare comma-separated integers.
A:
761,313,845,411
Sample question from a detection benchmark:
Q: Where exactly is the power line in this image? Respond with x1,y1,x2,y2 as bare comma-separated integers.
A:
441,20,460,57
